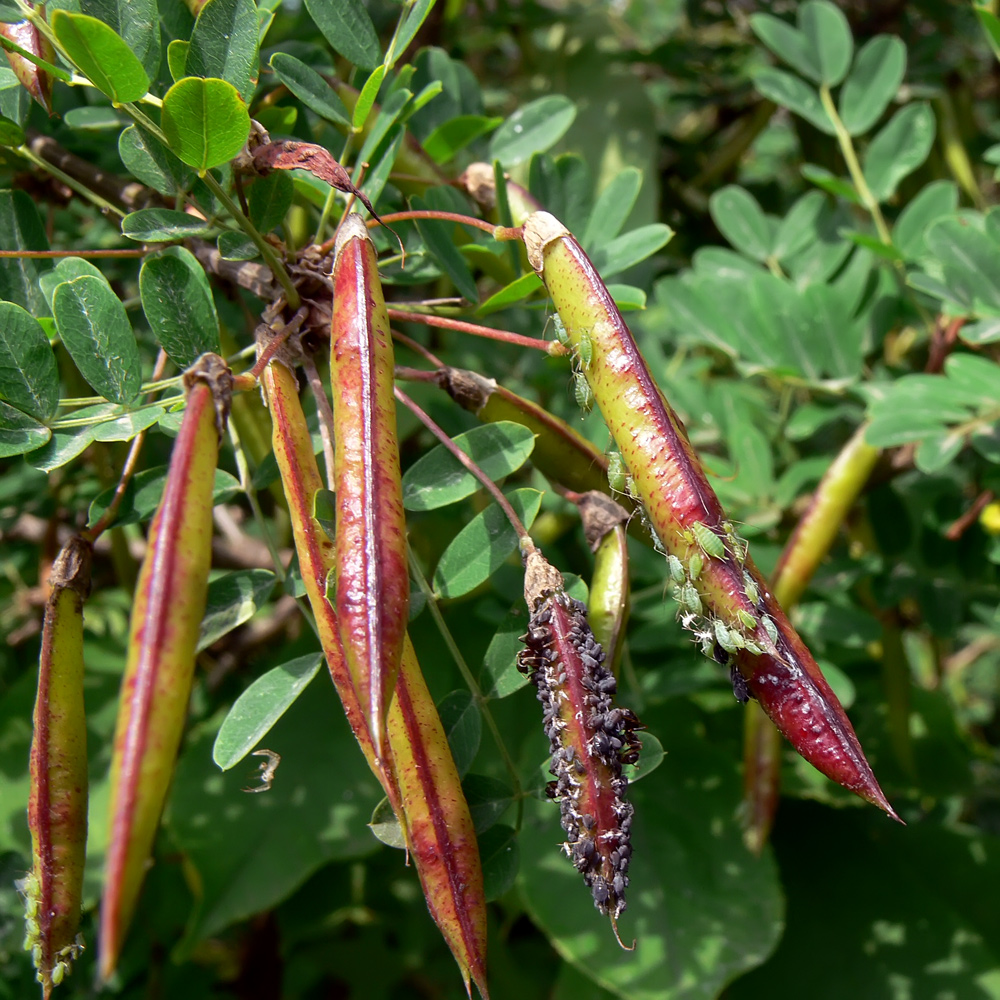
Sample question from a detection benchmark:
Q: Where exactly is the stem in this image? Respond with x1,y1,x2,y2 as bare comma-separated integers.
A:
387,308,553,353
391,330,445,368
369,209,518,240
16,144,125,218
407,548,524,829
393,386,530,541
301,352,336,492
0,249,146,259
818,85,892,247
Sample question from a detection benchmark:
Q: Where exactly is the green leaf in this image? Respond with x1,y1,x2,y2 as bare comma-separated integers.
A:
914,431,964,474
368,796,406,849
167,38,189,82
217,230,259,260
394,0,435,63
976,7,1000,57
268,52,351,128
0,189,49,315
863,102,935,204
749,13,819,83
482,606,531,699
489,95,577,167
168,667,382,947
81,0,160,79
589,224,673,278
462,775,513,834
838,35,906,136
477,271,544,316
402,421,536,511
304,0,380,71
960,317,1000,345
51,11,150,105
63,105,123,131
121,207,218,242
623,730,665,784
437,690,481,778
582,167,643,251
519,699,782,1000
198,569,278,653
352,64,385,130
800,0,852,87
751,67,834,135
52,274,140,404
247,170,293,234
422,114,503,165
90,404,166,442
140,246,221,368
433,488,543,598
88,465,241,528
0,399,49,456
118,124,195,196
39,255,105,311
839,229,902,261
412,188,480,302
213,654,323,771
0,112,25,145
942,353,1000,406
479,824,519,902
800,163,862,204
161,76,250,173
0,301,58,420
607,283,647,311
186,0,259,101
925,216,1000,317
708,185,773,261
772,190,826,259
26,410,104,472
893,179,958,260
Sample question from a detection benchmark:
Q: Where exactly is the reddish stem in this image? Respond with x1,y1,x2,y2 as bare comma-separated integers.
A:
0,248,147,258
387,308,552,353
366,209,519,240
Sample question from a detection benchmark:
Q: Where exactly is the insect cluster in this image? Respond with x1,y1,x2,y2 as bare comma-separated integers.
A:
517,581,642,932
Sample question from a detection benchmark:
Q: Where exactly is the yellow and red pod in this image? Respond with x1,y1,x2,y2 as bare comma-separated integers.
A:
330,213,409,761
99,354,232,980
1,4,55,114
25,536,91,997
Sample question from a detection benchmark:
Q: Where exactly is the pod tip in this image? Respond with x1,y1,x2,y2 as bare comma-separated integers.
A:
521,211,567,273
334,212,370,258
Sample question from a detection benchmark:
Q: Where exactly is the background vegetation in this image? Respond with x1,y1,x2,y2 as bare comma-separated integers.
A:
1,0,1000,998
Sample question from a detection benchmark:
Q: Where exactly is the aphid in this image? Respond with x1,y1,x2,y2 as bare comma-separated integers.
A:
743,571,760,606
573,370,594,412
688,521,726,560
607,451,628,494
688,553,703,580
714,619,739,655
680,583,702,616
761,614,779,646
736,608,757,631
243,748,281,793
552,311,570,346
728,627,746,650
667,554,685,583
730,664,751,704
51,961,68,986
577,329,594,370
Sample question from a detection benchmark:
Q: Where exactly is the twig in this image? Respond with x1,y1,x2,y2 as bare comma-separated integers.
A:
388,308,553,353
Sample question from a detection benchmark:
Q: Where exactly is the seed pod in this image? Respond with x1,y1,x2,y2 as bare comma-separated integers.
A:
262,358,396,802
331,213,409,762
100,354,233,980
522,211,897,820
27,536,91,997
579,492,630,679
387,637,488,999
518,549,641,945
1,6,55,113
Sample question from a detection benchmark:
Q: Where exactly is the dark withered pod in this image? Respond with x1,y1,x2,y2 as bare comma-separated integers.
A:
518,549,642,946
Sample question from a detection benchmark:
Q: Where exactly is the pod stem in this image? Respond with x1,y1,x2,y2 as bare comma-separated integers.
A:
366,210,517,240
393,385,532,544
387,308,554,354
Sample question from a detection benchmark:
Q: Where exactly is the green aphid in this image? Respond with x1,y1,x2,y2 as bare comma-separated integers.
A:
744,639,764,655
667,554,685,583
714,619,738,654
761,615,779,646
728,627,746,650
51,962,67,986
688,553,703,580
573,371,594,412
624,474,638,499
607,451,627,493
32,944,42,967
681,583,702,616
577,328,593,369
743,571,760,605
25,916,39,940
552,312,570,346
736,608,757,631
689,521,726,560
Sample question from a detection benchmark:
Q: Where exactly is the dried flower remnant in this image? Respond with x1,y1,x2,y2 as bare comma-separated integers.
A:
517,550,640,945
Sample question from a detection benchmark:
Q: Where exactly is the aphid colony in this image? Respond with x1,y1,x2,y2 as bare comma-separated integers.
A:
517,586,642,931
17,871,84,988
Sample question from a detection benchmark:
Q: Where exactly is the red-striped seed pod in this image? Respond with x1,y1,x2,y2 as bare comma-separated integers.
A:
261,357,399,806
518,549,641,945
331,213,409,762
99,354,233,980
522,211,897,820
388,637,489,998
1,5,55,114
24,535,91,997
579,493,631,679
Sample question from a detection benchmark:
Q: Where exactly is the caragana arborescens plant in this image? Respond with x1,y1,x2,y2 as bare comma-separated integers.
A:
1,1,1000,998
